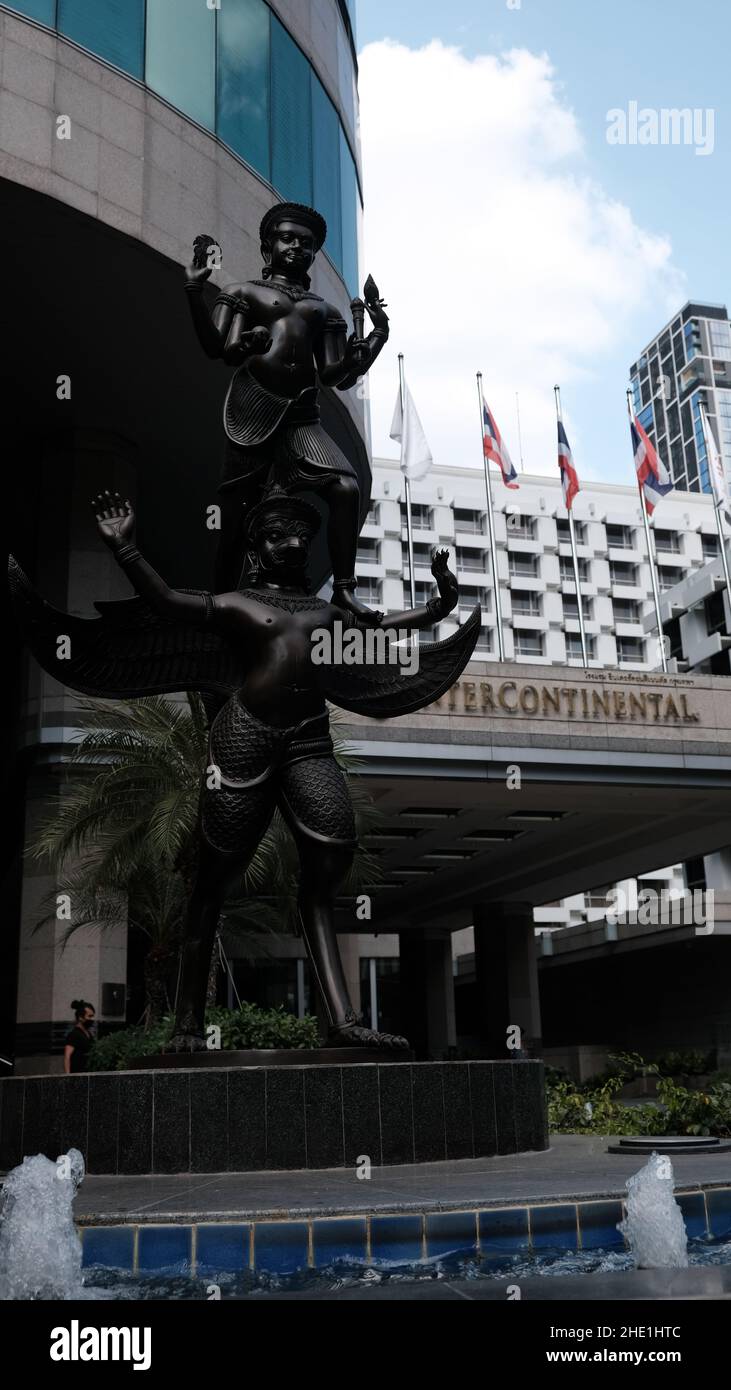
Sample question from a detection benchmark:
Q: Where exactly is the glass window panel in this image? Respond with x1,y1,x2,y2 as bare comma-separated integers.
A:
146,0,216,131
271,16,312,206
339,129,359,296
337,24,357,135
217,0,270,180
311,74,342,270
6,0,56,23
58,0,144,77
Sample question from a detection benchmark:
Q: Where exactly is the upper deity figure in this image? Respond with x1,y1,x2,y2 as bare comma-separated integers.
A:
184,202,390,621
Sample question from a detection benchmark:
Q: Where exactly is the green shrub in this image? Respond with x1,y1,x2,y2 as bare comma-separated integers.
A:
89,1004,319,1071
547,1057,731,1138
654,1049,713,1078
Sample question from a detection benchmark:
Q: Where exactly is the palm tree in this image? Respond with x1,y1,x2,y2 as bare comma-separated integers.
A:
31,694,381,1027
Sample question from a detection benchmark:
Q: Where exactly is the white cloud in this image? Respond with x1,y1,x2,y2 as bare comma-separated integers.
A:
357,40,685,481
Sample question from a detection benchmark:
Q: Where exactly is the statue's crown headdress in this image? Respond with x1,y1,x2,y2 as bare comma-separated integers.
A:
243,487,322,542
259,203,327,253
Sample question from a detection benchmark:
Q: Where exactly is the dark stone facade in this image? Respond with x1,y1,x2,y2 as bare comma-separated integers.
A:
0,1061,547,1175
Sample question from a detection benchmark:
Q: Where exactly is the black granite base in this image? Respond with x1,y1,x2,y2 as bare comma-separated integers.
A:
0,1061,547,1175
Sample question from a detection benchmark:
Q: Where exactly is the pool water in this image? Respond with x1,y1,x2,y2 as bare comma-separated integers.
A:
79,1236,731,1300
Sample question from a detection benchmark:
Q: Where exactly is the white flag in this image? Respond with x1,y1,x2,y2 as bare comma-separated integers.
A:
390,381,433,481
701,404,731,523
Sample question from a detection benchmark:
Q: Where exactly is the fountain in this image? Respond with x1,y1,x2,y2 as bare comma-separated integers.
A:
618,1152,689,1269
0,1149,85,1299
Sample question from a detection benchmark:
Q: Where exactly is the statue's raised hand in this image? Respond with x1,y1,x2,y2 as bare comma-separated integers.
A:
364,274,389,335
431,548,458,609
92,491,135,549
185,233,219,285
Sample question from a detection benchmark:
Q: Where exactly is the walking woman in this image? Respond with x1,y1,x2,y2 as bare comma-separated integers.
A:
63,1000,96,1074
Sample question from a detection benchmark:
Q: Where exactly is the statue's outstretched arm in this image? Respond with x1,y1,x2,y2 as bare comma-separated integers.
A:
380,550,459,629
93,491,212,626
317,276,390,390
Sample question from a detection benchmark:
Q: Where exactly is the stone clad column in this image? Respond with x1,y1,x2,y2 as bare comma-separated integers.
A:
398,930,456,1059
473,902,542,1057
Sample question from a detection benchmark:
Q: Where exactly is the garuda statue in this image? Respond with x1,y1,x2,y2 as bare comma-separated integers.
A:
184,201,389,619
10,492,480,1051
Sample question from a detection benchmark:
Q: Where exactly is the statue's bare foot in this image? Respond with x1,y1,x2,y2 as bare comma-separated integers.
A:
332,582,383,627
329,1019,410,1050
164,1032,208,1053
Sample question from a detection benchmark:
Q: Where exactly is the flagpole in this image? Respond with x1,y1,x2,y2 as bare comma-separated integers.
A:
515,392,525,469
554,386,588,667
399,353,416,609
626,389,668,673
699,403,731,614
476,373,505,661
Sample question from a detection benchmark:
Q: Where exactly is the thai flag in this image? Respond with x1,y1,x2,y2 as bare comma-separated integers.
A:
631,416,673,515
483,402,518,489
557,419,580,510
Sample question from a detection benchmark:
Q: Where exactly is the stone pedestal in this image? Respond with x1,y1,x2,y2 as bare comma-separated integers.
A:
0,1060,547,1175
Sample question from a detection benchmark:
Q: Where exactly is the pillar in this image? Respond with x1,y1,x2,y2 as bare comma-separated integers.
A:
398,930,456,1059
473,903,542,1057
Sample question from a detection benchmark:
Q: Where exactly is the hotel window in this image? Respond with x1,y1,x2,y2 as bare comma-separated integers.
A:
460,588,491,614
401,503,433,531
609,561,638,587
217,0,271,178
146,0,216,130
657,566,677,591
654,530,680,555
456,547,488,572
515,632,544,658
59,0,146,77
454,508,484,535
413,582,432,606
560,557,589,583
702,534,720,560
506,514,536,540
557,519,587,544
402,542,433,568
473,629,493,654
511,590,541,617
509,554,539,578
358,578,382,604
563,594,592,621
613,598,641,623
566,634,596,661
617,636,645,663
356,539,380,565
606,524,634,550
365,503,380,526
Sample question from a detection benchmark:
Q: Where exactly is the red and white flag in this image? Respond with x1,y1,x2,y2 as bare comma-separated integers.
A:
557,419,580,510
483,400,518,489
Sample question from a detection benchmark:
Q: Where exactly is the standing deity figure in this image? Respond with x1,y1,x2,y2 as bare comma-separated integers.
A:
184,202,389,620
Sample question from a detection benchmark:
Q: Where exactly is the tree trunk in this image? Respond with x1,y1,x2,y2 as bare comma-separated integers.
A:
206,925,222,1010
143,944,176,1030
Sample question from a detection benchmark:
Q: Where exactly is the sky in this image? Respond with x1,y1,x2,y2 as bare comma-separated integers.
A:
354,0,731,487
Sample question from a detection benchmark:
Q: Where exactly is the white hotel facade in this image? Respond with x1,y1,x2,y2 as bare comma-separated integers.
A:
362,456,727,672
356,456,731,947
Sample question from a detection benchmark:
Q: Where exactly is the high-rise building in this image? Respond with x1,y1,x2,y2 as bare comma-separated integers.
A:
629,300,731,495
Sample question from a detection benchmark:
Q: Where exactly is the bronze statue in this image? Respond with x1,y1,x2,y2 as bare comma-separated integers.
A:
10,493,479,1050
10,198,482,1051
184,203,389,618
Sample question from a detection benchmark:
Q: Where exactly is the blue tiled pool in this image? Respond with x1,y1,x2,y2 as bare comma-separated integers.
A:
76,1186,731,1297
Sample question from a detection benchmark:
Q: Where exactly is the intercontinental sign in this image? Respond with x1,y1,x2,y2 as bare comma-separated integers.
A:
433,672,701,723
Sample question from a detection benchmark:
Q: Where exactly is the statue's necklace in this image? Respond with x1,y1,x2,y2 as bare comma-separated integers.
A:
240,587,329,614
251,278,323,304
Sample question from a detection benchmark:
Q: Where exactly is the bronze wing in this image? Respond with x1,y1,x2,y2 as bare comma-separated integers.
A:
8,556,246,700
323,606,482,718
